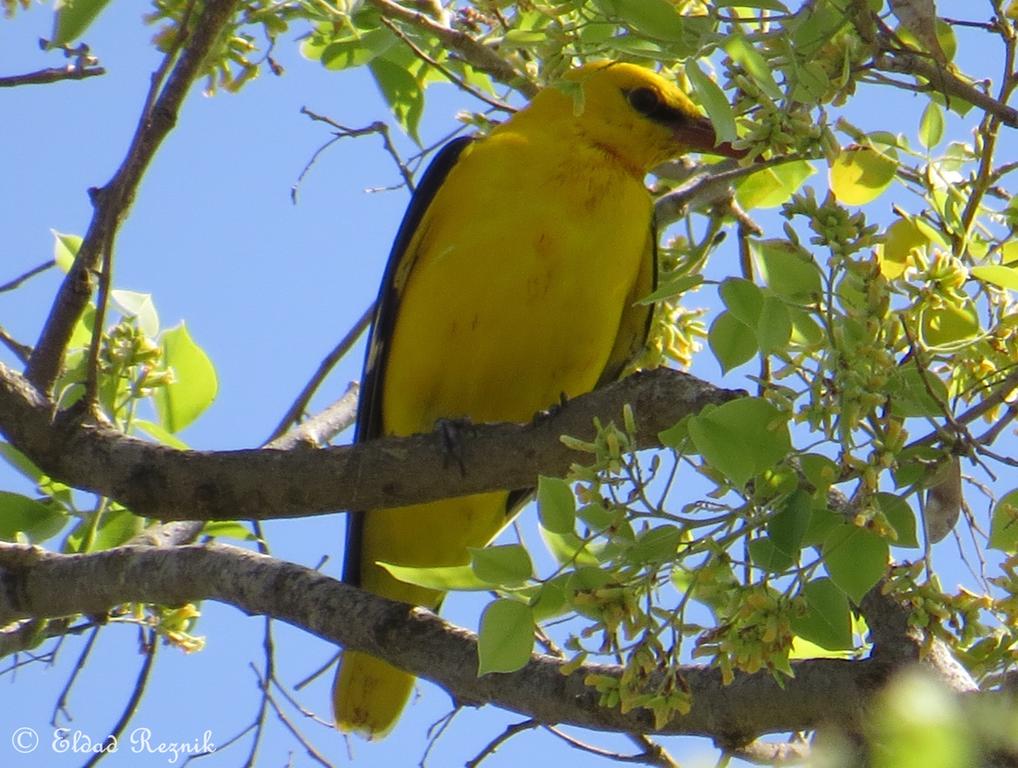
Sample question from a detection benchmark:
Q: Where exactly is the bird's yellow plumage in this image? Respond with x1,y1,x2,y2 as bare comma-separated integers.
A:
334,61,741,738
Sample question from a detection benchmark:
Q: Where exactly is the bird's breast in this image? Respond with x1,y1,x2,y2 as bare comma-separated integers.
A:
382,133,653,436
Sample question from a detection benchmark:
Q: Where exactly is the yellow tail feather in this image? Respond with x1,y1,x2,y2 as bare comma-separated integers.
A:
333,650,414,739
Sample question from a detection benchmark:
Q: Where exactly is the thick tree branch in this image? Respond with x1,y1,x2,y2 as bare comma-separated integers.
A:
24,0,242,392
0,541,961,744
0,363,738,521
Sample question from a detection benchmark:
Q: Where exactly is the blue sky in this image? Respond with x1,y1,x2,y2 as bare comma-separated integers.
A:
3,8,684,767
1,2,1014,767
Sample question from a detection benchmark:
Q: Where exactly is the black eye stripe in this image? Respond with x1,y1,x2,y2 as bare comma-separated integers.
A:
627,87,659,114
624,87,689,127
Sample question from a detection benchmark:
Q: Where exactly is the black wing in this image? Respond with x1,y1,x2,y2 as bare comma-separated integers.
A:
343,136,474,587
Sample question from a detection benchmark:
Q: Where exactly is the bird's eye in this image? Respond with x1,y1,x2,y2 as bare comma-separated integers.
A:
626,87,661,117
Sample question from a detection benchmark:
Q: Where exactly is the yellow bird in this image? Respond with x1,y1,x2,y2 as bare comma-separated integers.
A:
334,61,742,738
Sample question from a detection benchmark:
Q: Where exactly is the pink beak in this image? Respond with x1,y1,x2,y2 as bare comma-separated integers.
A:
675,115,747,159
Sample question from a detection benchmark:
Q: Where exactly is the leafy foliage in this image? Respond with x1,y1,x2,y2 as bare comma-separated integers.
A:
6,0,1018,763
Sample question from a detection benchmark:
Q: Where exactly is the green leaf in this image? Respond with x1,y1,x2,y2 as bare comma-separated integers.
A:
0,492,66,543
972,265,1018,292
792,577,854,650
768,489,812,558
627,525,682,565
378,561,490,591
478,599,534,675
611,0,688,42
755,240,822,299
789,307,824,346
111,289,160,337
52,230,82,273
749,537,793,572
685,61,737,144
202,521,257,542
919,300,980,348
756,296,792,355
67,304,95,351
503,29,550,48
723,35,782,100
470,544,534,586
880,217,928,280
989,490,1018,553
320,26,396,70
687,398,791,488
640,273,703,304
657,416,691,450
153,323,218,434
132,419,190,451
919,101,945,149
708,311,757,374
541,528,600,567
0,443,45,484
790,60,830,103
715,0,789,10
822,523,888,603
872,671,974,768
529,575,570,621
537,476,575,534
792,0,849,57
887,366,948,418
719,278,764,325
876,492,919,549
65,504,142,553
577,502,615,532
802,504,842,547
829,146,898,205
606,35,667,58
800,453,838,492
50,0,111,46
736,161,814,210
750,491,811,573
369,57,424,143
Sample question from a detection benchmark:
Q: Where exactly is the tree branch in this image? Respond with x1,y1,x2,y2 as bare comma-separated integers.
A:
871,51,1018,129
368,0,535,97
0,363,739,521
0,64,105,88
24,0,242,393
0,541,962,744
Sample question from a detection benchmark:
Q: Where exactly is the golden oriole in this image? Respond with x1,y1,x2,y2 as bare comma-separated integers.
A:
334,61,743,738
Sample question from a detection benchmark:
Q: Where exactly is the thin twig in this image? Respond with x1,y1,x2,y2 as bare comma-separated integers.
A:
50,625,100,726
378,16,515,113
254,666,334,768
625,733,680,768
293,113,416,202
367,0,532,96
465,720,539,767
0,260,55,293
25,0,240,393
264,303,373,444
545,725,675,766
0,327,32,364
293,650,340,691
0,64,105,88
873,50,1018,128
84,240,113,406
80,629,157,768
268,382,359,449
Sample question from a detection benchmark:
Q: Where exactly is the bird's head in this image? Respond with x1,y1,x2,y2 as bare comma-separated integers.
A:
529,61,745,175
